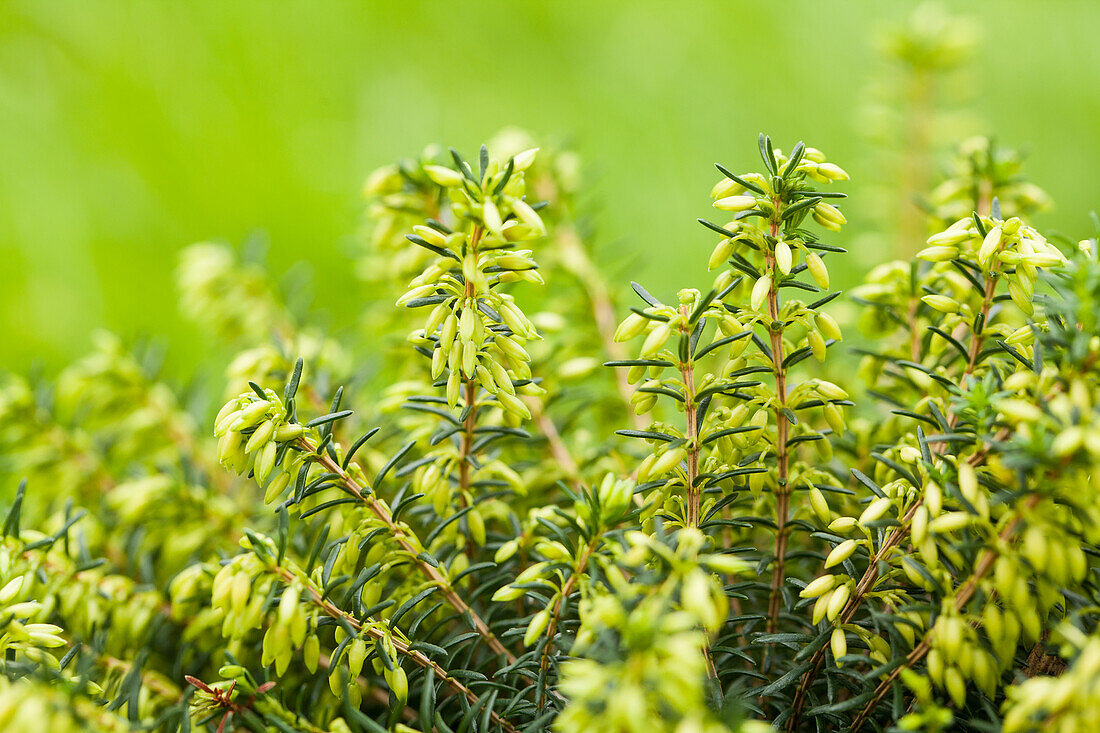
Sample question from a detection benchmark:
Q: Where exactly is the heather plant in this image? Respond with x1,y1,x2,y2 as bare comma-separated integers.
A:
2,130,1100,733
860,1,979,257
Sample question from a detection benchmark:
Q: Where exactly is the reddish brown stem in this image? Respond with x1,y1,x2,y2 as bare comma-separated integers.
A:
306,444,516,664
679,303,702,528
848,494,1042,732
536,543,593,709
458,378,477,500
766,205,790,634
276,566,520,733
457,227,484,502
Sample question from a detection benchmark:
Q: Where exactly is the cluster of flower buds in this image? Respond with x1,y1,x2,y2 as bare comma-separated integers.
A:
0,538,66,662
214,531,423,711
702,141,851,434
491,474,635,653
580,472,635,528
208,536,355,697
0,678,132,732
805,349,1098,716
385,145,555,538
398,145,547,421
358,624,409,707
555,529,751,733
0,534,179,729
210,551,285,649
849,201,1063,471
917,211,1064,316
214,386,309,503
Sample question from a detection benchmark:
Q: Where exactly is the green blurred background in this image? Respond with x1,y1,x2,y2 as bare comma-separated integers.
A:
3,0,1099,376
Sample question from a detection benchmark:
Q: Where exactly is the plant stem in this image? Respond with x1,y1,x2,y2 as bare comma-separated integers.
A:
766,203,790,634
784,430,1009,730
907,297,922,361
536,541,594,709
458,226,484,503
788,222,1007,725
679,303,701,528
848,494,1042,733
943,261,1001,434
785,501,921,729
303,441,516,664
458,378,478,501
275,566,520,733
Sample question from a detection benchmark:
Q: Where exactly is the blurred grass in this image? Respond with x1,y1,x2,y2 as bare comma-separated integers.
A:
2,0,1099,376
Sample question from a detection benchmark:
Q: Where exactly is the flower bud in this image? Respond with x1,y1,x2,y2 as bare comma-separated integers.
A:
917,245,958,262
525,609,551,647
921,294,958,313
0,576,24,605
831,628,847,660
826,582,849,621
713,195,757,212
511,147,539,171
978,224,1003,266
806,253,830,289
650,447,686,476
711,177,743,199
640,323,672,358
859,497,891,525
808,329,827,362
615,313,648,342
278,585,299,625
800,574,837,599
386,664,409,704
816,162,849,181
304,634,320,673
424,165,463,187
825,539,858,568
751,275,772,311
238,400,271,428
709,238,736,270
824,403,845,435
926,228,972,246
929,512,970,534
815,312,842,341
809,487,831,522
775,240,793,275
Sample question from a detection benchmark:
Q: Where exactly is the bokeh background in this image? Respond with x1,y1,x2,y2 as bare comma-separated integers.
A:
3,0,1099,376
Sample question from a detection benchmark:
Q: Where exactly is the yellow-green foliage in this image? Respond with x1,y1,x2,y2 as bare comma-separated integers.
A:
1,130,1100,733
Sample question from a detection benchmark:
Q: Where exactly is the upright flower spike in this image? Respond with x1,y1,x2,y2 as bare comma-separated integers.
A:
611,284,750,531
702,135,851,634
397,145,547,537
789,162,1072,732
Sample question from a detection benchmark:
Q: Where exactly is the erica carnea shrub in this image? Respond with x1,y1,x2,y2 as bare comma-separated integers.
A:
2,127,1100,733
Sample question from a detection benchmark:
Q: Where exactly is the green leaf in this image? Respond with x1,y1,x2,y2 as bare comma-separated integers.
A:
714,165,766,195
